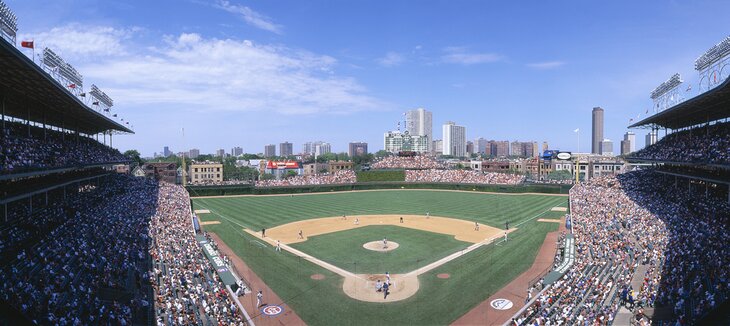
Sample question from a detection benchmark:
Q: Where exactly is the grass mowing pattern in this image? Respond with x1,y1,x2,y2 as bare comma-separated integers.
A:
193,190,568,230
356,170,406,182
290,225,471,274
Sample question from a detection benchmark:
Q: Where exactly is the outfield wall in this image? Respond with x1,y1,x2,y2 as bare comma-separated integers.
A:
185,182,571,197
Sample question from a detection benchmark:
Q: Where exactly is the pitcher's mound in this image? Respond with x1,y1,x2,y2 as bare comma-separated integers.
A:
363,241,399,252
437,273,451,279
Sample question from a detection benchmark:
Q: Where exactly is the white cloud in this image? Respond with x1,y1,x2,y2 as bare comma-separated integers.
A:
377,52,404,67
526,61,566,70
71,32,382,115
215,0,283,34
19,24,137,60
441,47,502,65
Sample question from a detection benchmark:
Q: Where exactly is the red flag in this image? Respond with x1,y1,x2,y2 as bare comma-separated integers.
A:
67,83,76,89
21,40,34,48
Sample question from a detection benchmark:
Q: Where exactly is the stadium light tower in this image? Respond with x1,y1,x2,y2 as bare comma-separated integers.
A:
649,73,683,113
0,0,18,43
89,84,114,114
695,36,730,92
42,48,86,97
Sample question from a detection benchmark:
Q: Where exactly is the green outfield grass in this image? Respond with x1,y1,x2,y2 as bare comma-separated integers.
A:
290,225,471,274
192,190,567,325
194,190,567,230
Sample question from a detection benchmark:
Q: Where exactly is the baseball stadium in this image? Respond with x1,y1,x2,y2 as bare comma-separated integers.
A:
2,1,730,326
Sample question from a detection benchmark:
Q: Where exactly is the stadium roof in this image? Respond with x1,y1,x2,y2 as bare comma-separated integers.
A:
0,39,132,134
629,76,730,130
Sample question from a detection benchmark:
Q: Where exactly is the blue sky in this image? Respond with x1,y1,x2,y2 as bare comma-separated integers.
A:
7,0,730,156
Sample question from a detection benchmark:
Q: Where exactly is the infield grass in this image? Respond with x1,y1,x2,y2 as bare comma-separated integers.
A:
290,225,471,274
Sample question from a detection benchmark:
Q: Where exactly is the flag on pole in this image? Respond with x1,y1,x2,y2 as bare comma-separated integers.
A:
113,114,117,117
79,93,86,97
67,83,76,89
573,128,579,133
686,84,692,92
92,101,99,105
21,40,34,48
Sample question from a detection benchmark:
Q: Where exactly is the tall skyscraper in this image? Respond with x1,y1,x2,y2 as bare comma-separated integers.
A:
264,144,276,157
279,142,293,157
620,139,631,155
592,107,604,154
442,121,466,157
466,141,474,156
474,138,488,154
406,108,433,151
623,132,636,153
188,148,200,159
432,139,443,155
231,146,243,156
490,141,510,157
348,142,368,157
315,142,331,156
645,131,658,148
510,141,524,157
163,146,171,157
215,149,225,157
542,141,549,153
599,139,614,156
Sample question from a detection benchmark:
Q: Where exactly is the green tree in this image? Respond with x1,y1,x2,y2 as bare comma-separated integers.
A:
241,153,261,160
375,150,390,158
123,149,144,166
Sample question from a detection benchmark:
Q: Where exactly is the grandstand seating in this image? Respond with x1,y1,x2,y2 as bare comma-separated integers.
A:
629,121,730,165
1,120,128,174
515,170,730,325
1,176,245,325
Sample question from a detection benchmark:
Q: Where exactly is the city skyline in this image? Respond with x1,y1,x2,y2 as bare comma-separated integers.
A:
6,0,730,156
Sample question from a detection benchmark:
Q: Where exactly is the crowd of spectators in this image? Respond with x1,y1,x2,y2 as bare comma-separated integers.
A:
630,121,730,165
255,170,356,187
1,175,244,325
1,121,128,174
371,155,446,169
150,183,245,325
405,169,525,185
515,170,729,325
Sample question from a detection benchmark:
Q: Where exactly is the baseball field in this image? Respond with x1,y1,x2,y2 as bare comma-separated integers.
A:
192,189,568,325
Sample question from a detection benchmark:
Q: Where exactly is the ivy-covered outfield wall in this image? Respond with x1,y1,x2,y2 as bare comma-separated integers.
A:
186,182,571,197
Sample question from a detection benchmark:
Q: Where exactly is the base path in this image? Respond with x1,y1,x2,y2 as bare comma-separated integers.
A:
207,232,306,326
245,216,516,303
261,214,504,244
452,216,566,326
